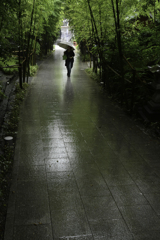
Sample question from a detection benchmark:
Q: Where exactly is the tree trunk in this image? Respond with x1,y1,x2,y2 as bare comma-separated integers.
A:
18,0,22,88
23,61,26,83
26,0,36,82
111,0,125,104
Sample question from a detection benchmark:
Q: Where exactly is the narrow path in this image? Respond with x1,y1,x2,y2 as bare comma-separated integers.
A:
4,46,160,240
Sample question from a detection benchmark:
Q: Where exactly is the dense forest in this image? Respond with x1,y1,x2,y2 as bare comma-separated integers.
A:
0,0,63,88
64,0,160,123
1,0,160,121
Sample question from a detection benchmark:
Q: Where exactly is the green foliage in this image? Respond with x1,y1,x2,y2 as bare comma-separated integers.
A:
64,0,160,114
0,57,18,75
29,64,38,76
81,53,91,62
0,0,64,72
4,82,29,136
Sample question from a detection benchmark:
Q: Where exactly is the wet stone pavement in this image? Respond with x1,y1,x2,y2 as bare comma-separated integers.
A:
4,45,160,240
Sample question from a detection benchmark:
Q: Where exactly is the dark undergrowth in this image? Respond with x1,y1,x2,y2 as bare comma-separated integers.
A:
0,82,29,240
85,67,160,140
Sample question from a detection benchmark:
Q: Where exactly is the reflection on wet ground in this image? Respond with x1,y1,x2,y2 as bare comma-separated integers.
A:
4,45,160,240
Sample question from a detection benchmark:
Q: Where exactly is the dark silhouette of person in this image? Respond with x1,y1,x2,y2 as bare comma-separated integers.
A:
64,46,75,77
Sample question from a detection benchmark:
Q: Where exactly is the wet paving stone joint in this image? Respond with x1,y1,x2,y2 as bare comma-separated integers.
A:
4,46,160,240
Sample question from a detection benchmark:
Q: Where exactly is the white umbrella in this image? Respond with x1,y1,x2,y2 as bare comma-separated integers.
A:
58,41,75,50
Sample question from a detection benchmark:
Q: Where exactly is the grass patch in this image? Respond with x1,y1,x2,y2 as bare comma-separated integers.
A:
85,67,101,82
4,82,29,135
29,64,39,77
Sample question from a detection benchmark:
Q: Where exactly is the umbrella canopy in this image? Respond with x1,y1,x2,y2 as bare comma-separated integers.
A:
58,41,75,50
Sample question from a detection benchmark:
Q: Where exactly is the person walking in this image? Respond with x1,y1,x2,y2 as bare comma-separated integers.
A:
64,46,75,77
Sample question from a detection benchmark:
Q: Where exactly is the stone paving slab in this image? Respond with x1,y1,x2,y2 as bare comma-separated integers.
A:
4,45,160,240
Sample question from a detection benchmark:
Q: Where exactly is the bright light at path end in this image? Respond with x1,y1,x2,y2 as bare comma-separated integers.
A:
54,44,64,50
